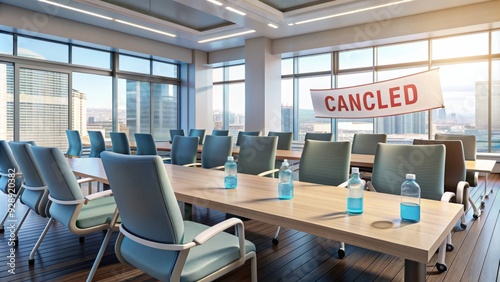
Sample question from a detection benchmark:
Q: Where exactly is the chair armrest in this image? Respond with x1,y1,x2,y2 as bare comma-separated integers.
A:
161,157,171,162
84,189,113,202
441,192,456,203
337,180,348,188
77,177,95,184
183,162,201,167
257,168,279,177
48,194,85,205
119,224,197,251
210,165,225,170
455,181,469,205
366,181,377,192
21,183,48,191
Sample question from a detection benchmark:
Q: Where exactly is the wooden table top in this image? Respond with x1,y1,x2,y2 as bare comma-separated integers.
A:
68,157,463,264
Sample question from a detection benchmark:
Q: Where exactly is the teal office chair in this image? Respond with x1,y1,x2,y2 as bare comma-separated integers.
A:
351,133,387,155
268,131,293,150
169,129,185,142
435,134,478,188
237,135,278,177
8,142,50,245
272,141,352,250
166,136,199,165
212,129,230,136
65,130,83,158
189,129,206,145
134,133,159,156
186,135,233,169
236,131,261,146
88,130,106,158
110,132,131,155
304,132,333,141
367,143,450,272
29,146,119,281
0,140,23,234
414,139,481,224
100,152,257,282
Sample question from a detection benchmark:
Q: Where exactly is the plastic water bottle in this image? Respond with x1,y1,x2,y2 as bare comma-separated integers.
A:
400,174,420,222
278,159,294,199
224,156,237,189
347,167,364,214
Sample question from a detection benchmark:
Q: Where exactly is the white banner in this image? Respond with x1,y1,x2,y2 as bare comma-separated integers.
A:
310,69,444,119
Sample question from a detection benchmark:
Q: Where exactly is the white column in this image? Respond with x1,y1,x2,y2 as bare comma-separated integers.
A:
186,50,213,133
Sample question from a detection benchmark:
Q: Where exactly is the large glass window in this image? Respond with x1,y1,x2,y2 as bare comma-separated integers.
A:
228,83,245,141
17,36,69,63
118,79,151,140
0,33,13,55
228,65,245,80
0,63,14,141
493,30,500,54
281,78,293,132
432,61,488,151
153,61,178,78
281,58,293,75
72,72,113,143
72,46,111,69
19,68,69,149
152,83,178,141
298,53,331,73
491,60,500,152
212,84,223,130
339,48,373,70
377,41,428,65
119,55,150,74
432,32,488,60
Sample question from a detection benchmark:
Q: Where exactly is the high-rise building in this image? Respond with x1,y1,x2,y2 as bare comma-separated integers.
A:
475,81,500,131
281,106,292,132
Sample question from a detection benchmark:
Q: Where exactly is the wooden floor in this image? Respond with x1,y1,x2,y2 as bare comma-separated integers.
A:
1,174,499,282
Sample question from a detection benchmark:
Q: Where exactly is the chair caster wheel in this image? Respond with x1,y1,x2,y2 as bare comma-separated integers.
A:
436,262,447,273
29,259,35,266
338,249,345,259
446,243,454,252
473,214,479,219
79,236,85,243
460,223,467,229
13,237,18,247
272,238,279,245
0,227,4,233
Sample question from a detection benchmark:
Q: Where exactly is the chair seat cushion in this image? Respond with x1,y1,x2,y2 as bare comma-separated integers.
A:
76,196,116,229
119,220,255,281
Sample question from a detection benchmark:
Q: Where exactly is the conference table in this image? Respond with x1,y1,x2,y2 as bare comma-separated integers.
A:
68,157,462,282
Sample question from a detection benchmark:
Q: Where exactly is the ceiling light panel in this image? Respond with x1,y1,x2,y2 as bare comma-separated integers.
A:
225,6,246,16
198,30,255,43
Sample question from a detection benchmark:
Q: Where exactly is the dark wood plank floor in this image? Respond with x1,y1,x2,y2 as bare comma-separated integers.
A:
0,174,499,281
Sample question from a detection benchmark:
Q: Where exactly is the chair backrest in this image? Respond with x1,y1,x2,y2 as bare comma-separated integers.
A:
413,139,466,194
201,135,233,168
299,140,351,186
304,132,333,141
31,146,84,227
236,131,261,146
371,143,445,201
88,131,106,158
101,152,184,246
65,130,83,157
171,136,199,165
188,129,206,145
268,131,293,150
169,129,185,141
211,129,229,136
110,132,131,155
10,142,49,217
0,140,22,194
238,136,277,175
134,133,158,155
435,134,476,160
351,133,387,155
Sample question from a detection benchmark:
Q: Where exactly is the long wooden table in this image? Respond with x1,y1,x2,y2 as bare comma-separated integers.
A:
68,157,463,282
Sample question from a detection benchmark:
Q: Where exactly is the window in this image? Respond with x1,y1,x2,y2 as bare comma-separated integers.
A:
281,58,293,75
227,65,245,80
72,46,111,69
493,30,500,54
228,83,245,141
19,68,69,149
281,78,293,132
212,84,224,130
0,63,14,141
153,61,178,78
432,33,488,60
298,53,331,73
491,60,500,152
152,83,178,141
119,55,150,74
117,79,150,139
0,33,13,55
339,48,372,70
72,72,113,142
17,36,69,63
213,68,223,82
377,41,428,65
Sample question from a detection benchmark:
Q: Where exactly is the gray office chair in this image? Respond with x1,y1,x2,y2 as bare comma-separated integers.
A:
237,135,278,177
0,140,23,234
88,130,106,158
134,133,159,156
236,131,261,146
185,135,233,169
435,134,478,188
273,140,352,250
65,130,83,158
110,132,131,155
100,152,257,281
367,143,450,272
169,129,185,142
212,129,230,136
304,132,333,141
189,129,206,145
268,131,293,150
166,136,199,165
351,133,387,155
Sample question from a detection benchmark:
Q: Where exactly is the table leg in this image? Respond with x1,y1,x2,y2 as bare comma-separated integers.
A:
480,173,490,208
184,203,192,221
405,259,425,282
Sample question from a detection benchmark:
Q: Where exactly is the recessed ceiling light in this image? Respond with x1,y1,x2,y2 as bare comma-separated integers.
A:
198,30,255,43
294,0,414,25
225,6,246,16
38,0,113,20
206,0,223,6
114,19,176,37
268,23,278,29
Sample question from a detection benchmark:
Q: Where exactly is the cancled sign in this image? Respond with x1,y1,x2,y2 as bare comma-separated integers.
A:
310,69,444,119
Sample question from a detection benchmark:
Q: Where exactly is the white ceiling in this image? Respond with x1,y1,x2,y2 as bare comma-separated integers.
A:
0,0,492,52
